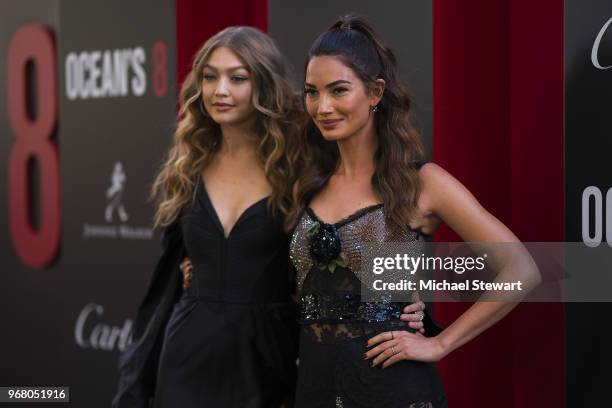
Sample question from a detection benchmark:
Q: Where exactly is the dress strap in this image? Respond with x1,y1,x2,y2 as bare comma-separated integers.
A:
412,160,430,170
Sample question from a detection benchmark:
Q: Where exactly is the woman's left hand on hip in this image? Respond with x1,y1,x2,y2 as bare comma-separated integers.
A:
365,330,446,367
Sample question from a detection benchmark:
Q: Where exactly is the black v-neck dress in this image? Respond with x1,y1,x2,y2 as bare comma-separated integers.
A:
153,179,298,407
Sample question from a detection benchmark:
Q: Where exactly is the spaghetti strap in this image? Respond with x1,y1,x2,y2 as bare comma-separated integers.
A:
412,159,430,170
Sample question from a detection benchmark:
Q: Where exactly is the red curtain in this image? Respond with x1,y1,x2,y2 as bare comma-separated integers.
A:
433,0,565,406
175,0,267,89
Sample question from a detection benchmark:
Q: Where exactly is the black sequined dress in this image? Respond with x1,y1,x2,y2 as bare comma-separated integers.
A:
290,202,447,408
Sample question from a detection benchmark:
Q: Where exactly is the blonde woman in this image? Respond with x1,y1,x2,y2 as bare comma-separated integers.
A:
113,27,303,408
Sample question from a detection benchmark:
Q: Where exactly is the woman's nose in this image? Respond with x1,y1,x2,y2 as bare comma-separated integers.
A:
317,94,333,115
214,78,229,96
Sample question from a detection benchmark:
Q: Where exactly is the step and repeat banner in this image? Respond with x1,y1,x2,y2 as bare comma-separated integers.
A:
3,0,612,405
0,0,176,406
565,0,612,405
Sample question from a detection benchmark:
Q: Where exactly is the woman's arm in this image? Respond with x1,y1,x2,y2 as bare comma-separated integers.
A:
366,163,541,366
420,163,540,356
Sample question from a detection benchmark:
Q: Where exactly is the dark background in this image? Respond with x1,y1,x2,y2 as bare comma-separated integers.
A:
1,0,610,406
1,0,176,406
565,0,612,405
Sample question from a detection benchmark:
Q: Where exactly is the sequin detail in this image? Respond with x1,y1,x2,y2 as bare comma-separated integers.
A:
299,293,405,323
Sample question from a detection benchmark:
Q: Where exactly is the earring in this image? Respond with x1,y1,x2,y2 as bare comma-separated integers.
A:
370,105,379,113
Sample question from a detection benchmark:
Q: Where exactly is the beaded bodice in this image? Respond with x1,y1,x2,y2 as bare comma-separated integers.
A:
290,204,425,332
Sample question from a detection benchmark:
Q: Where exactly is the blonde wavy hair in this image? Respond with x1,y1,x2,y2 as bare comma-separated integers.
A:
151,26,302,229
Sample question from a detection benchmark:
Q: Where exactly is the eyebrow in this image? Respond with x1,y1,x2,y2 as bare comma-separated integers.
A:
304,79,352,89
202,64,249,72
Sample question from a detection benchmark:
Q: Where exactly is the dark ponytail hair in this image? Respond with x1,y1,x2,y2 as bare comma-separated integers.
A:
287,15,425,234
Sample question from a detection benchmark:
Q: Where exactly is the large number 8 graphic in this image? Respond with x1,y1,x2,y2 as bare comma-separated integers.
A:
7,24,60,268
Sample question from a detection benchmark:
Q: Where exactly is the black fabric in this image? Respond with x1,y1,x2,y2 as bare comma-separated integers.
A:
291,159,447,407
113,179,298,408
295,264,447,408
113,220,184,408
422,308,443,337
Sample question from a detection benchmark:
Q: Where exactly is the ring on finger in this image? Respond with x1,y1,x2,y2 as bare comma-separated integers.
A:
415,310,425,321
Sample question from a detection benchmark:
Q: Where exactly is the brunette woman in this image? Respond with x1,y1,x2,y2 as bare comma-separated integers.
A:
288,15,540,407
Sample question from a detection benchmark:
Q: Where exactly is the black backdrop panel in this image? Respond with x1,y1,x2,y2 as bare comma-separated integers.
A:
565,0,612,405
0,0,176,406
268,0,433,158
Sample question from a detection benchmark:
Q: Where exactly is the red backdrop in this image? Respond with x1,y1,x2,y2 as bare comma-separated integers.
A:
176,0,267,92
434,0,565,406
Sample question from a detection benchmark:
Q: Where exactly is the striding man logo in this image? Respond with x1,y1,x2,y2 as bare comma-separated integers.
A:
105,162,129,223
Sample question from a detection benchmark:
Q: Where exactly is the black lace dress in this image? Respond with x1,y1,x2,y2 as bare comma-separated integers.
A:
289,204,447,408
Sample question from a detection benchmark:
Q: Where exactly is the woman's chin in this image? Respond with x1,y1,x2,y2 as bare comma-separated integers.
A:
318,129,346,142
211,115,249,127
